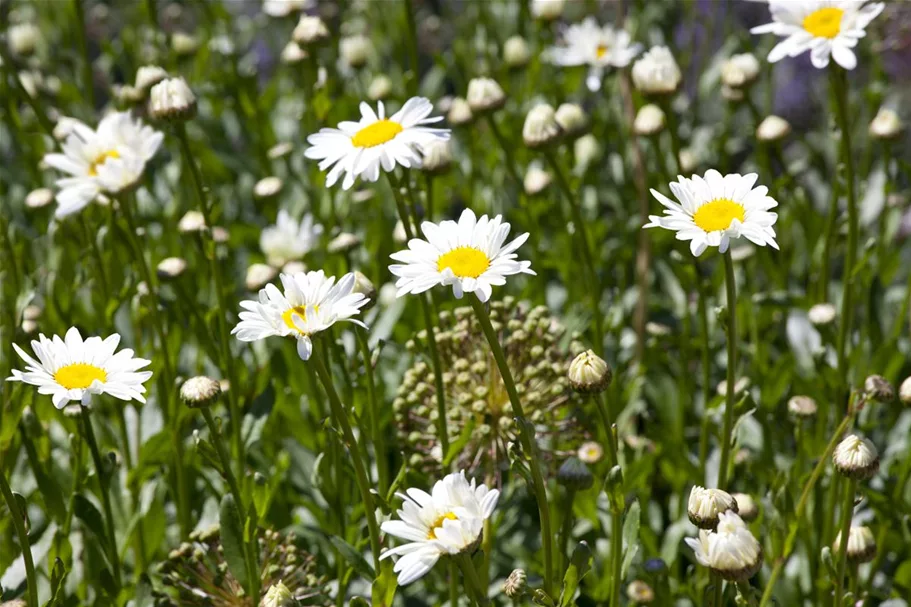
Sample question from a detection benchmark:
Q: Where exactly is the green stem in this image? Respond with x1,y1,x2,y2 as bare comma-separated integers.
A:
81,408,122,590
713,575,725,607
356,329,388,492
402,0,420,95
72,0,95,109
696,268,713,480
0,472,39,607
425,174,436,220
611,504,623,607
485,115,523,190
0,43,56,138
387,172,417,239
543,150,605,353
468,297,554,595
559,488,576,574
311,347,382,569
833,479,857,606
718,250,738,490
594,392,618,468
456,553,490,607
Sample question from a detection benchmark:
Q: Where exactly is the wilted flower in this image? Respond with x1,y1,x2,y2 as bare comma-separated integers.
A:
688,486,738,529
156,527,330,606
869,108,902,140
720,53,760,89
756,115,791,142
340,35,373,68
833,434,879,480
685,511,762,581
523,103,562,148
633,104,666,136
632,46,681,96
467,77,507,114
179,376,221,408
394,299,585,478
503,36,531,68
833,525,877,564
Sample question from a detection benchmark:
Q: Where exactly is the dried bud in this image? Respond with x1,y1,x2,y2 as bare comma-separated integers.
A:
180,376,221,408
568,350,612,394
832,434,879,481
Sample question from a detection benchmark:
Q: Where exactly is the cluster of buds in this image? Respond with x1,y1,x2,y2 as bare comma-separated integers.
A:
393,298,586,478
155,526,331,606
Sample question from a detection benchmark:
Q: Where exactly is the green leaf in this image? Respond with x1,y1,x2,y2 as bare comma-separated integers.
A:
559,541,592,607
42,558,68,607
621,500,641,579
73,494,109,550
329,535,375,580
442,418,476,466
219,494,249,590
371,560,398,607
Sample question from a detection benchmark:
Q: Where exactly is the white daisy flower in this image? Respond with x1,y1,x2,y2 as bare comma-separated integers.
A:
644,170,779,256
389,208,535,303
685,511,763,581
260,210,323,267
231,271,369,361
7,327,153,409
304,97,450,190
380,471,500,585
750,1,885,70
547,18,642,91
43,111,163,218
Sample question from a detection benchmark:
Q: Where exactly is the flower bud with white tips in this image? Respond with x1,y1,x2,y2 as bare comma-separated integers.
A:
574,134,600,169
688,486,738,529
524,165,552,196
178,211,207,233
421,139,453,176
523,103,562,148
685,511,762,582
157,257,188,280
293,15,329,46
720,53,760,89
531,0,564,21
26,188,54,209
787,395,817,419
732,493,758,522
864,374,894,403
504,568,527,598
833,526,876,564
503,36,530,69
756,115,791,142
149,77,197,122
632,46,681,96
808,303,836,326
368,75,392,101
340,35,372,68
555,103,588,139
245,263,278,291
447,97,474,126
833,434,879,480
135,65,169,94
899,376,911,406
633,104,666,136
467,77,507,114
869,108,902,140
260,580,296,607
9,23,41,57
180,376,222,409
568,350,611,394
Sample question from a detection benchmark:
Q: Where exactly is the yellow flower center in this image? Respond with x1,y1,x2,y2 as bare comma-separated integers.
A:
282,305,317,333
692,199,746,232
351,119,403,148
803,7,844,39
596,44,609,59
437,247,491,279
427,512,458,539
88,149,121,176
54,363,107,390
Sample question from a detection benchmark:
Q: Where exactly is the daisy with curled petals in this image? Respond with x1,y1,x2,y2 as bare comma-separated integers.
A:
547,17,642,91
7,327,153,409
304,97,450,190
43,111,163,218
231,271,369,361
380,471,499,585
750,1,885,70
389,208,535,302
644,170,779,256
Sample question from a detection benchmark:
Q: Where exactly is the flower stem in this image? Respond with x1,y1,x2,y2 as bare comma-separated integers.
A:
81,407,122,590
0,471,38,607
484,115,523,190
833,479,857,606
0,43,56,138
468,296,554,595
311,347,382,570
456,553,490,607
543,150,605,353
594,392,618,468
355,328,388,492
611,504,623,607
72,0,95,109
717,250,738,490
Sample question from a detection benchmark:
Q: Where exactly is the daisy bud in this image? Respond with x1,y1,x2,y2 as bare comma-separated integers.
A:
352,271,377,310
685,511,762,582
678,148,697,174
633,103,666,137
716,377,750,397
246,263,278,291
340,35,372,68
555,103,588,139
393,220,408,243
504,568,527,598
864,374,894,403
756,115,791,142
171,32,200,56
467,77,507,114
557,456,594,491
25,187,54,210
732,493,758,522
282,261,307,275
574,134,601,169
899,376,911,406
421,139,453,176
787,395,818,419
632,46,681,96
720,53,760,89
328,232,361,254
292,15,330,46
721,84,744,102
253,176,284,200
523,165,552,196
808,302,836,326
157,257,188,280
280,41,308,65
447,97,474,126
260,581,295,607
115,84,144,106
368,75,393,101
577,441,603,464
531,0,564,21
503,35,531,69
149,77,197,123
523,103,562,148
687,486,738,529
833,434,879,480
10,23,41,59
135,65,169,94
626,580,655,603
833,526,876,564
268,142,294,160
869,108,902,140
180,376,221,408
568,349,612,394
178,210,207,233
